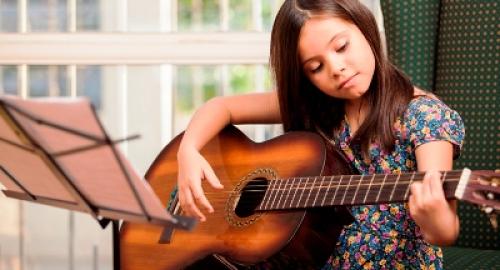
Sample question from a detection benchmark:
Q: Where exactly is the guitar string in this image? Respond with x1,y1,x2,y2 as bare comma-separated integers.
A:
239,177,461,191
175,173,464,208
216,171,462,190
196,183,461,207
239,183,460,197
181,186,461,210
200,177,462,194
237,172,452,183
202,183,460,197
173,171,462,194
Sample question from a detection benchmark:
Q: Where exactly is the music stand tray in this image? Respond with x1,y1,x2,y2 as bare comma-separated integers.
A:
0,95,196,268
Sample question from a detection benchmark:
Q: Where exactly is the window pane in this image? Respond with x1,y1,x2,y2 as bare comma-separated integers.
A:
76,0,100,31
126,65,171,174
0,65,18,95
229,0,252,31
261,0,278,32
6,0,285,33
263,65,273,91
229,65,257,94
174,64,278,141
77,65,102,109
0,0,17,32
28,65,69,97
174,65,221,133
28,0,67,32
75,65,170,175
178,0,220,31
128,0,162,32
176,0,283,32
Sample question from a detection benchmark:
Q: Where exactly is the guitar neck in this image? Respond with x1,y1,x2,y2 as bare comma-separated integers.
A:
257,170,465,211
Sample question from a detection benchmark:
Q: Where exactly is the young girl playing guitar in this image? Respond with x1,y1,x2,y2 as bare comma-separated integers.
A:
176,0,465,268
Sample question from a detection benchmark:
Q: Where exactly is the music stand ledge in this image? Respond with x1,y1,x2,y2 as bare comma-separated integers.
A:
0,95,196,269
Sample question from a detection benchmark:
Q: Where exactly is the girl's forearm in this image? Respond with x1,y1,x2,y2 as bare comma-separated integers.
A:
420,206,460,246
178,92,281,153
179,97,231,153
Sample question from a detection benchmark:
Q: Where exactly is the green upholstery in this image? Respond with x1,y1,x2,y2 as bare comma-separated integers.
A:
382,0,440,90
381,0,500,268
442,247,500,269
434,0,500,250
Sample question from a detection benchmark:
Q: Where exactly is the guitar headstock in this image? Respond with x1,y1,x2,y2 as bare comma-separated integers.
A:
456,169,500,230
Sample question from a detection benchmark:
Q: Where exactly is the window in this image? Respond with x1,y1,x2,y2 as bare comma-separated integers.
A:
0,1,383,269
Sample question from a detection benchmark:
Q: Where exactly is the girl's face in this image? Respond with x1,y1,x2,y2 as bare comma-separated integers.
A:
298,16,375,102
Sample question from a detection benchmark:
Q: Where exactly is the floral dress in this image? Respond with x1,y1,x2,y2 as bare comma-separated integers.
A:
321,96,465,270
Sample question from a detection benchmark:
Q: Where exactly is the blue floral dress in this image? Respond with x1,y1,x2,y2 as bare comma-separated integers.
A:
321,96,465,270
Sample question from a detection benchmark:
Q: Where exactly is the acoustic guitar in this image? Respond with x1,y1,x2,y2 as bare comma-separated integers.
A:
120,125,499,269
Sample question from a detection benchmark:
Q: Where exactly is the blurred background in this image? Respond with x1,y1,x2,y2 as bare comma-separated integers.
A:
0,1,383,269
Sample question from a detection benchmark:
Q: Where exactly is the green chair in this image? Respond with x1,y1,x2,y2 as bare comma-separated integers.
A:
381,0,500,269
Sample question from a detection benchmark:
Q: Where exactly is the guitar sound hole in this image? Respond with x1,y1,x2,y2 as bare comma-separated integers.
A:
235,178,269,218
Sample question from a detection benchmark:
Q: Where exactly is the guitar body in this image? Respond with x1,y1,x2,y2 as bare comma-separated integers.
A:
120,126,354,269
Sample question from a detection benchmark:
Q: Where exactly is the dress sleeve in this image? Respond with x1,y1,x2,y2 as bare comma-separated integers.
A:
406,97,465,159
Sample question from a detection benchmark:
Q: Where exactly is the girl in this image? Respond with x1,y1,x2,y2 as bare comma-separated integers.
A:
176,0,465,269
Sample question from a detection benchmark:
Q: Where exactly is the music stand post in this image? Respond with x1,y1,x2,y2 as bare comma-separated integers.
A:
0,95,196,269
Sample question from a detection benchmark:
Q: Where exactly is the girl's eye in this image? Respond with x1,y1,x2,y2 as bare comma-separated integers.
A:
310,64,323,74
337,41,349,52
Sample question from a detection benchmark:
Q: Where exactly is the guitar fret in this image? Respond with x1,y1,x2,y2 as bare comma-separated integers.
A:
331,175,342,206
277,179,288,210
363,174,376,204
282,179,291,209
275,179,288,209
269,180,280,210
404,172,415,200
312,176,324,207
295,178,305,208
352,175,363,205
392,173,412,201
321,176,331,207
303,177,315,207
306,177,319,206
271,180,282,209
262,181,273,210
376,174,387,202
284,179,294,209
290,178,299,209
302,177,311,207
390,173,401,201
341,175,353,205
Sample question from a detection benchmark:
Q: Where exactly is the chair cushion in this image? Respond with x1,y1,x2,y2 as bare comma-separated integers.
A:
443,246,500,269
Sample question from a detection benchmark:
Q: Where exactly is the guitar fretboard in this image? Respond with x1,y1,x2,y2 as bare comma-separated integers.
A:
256,170,463,211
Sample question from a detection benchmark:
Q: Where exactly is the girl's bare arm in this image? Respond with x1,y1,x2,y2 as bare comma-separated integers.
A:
177,91,281,221
409,141,459,246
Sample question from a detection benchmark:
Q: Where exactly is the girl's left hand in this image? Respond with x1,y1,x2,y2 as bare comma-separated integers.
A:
409,171,459,246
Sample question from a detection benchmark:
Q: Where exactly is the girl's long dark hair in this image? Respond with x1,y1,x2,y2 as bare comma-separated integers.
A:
270,0,414,156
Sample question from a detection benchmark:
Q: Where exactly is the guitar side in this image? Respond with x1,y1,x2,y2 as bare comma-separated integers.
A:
120,126,353,269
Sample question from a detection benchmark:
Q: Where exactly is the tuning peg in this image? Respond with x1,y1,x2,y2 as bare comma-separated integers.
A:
481,206,498,231
489,213,498,232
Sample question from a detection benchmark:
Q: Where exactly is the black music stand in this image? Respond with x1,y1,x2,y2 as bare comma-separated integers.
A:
0,95,196,269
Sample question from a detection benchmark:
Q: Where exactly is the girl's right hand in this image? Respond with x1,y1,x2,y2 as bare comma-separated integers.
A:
177,145,224,221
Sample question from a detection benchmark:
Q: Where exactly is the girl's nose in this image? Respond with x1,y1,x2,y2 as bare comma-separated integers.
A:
326,53,346,76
